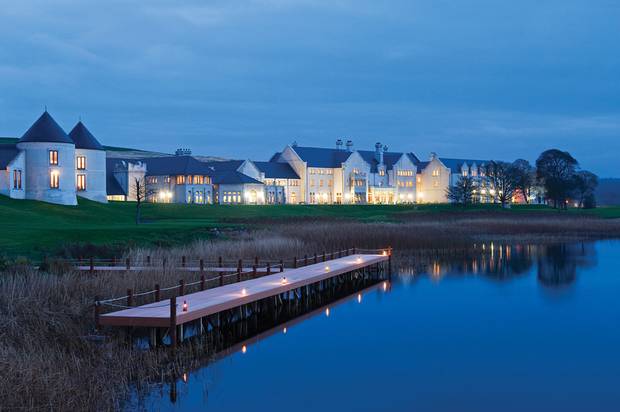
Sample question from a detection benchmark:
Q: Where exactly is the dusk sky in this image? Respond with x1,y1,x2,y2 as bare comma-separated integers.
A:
1,0,618,176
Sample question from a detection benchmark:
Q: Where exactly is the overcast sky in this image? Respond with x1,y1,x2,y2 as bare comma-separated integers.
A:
1,0,618,175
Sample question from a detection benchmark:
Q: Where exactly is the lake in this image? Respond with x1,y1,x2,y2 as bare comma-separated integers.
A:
137,241,620,411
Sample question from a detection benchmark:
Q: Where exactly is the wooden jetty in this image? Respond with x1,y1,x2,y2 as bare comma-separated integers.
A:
97,250,391,348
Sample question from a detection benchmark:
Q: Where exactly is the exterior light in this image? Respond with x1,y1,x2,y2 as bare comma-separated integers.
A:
182,300,188,312
356,257,362,263
418,192,424,199
407,193,413,200
281,276,287,284
241,288,247,296
242,345,247,354
344,193,351,201
324,266,330,271
382,250,387,256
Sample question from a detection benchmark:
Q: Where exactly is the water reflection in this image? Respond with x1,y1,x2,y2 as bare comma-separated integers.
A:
410,242,597,288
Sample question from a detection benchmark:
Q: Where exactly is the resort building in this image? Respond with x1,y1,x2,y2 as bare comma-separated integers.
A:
0,111,107,205
269,140,418,204
415,153,491,203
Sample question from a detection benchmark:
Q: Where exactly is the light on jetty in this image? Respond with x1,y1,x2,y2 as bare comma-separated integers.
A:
241,288,247,296
281,276,287,285
182,300,188,312
324,266,330,271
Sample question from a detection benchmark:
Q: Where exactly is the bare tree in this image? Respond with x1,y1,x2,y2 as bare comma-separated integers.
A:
447,176,476,206
512,159,536,204
571,170,598,208
132,177,155,224
484,161,517,208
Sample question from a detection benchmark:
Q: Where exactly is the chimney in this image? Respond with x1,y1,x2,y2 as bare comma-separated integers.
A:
175,148,192,156
346,140,353,152
336,139,343,150
430,152,437,161
375,142,384,164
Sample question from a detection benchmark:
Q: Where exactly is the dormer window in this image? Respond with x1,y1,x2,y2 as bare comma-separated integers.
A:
49,150,58,165
77,156,86,170
50,171,59,188
379,170,385,176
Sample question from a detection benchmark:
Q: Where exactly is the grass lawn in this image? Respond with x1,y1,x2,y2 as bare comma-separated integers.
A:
1,195,618,258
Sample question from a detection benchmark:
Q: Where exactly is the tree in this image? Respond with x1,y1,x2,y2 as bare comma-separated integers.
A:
512,159,536,204
132,177,155,224
484,161,517,208
447,176,476,206
571,170,598,208
535,149,579,209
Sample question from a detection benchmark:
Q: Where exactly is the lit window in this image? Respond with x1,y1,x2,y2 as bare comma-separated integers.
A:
176,175,185,184
77,174,86,191
50,171,59,188
76,156,86,170
379,170,385,176
164,176,171,183
49,150,58,165
13,170,22,189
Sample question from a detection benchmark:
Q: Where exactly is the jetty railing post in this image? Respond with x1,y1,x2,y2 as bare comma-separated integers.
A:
279,259,284,273
125,258,130,271
94,296,100,331
200,275,205,291
163,257,167,270
147,255,151,266
304,255,308,266
314,253,318,264
155,284,161,302
179,279,185,296
89,257,94,273
219,273,224,286
254,256,259,266
293,257,297,268
322,252,326,262
112,256,116,267
253,265,257,278
181,256,186,268
267,263,271,276
170,296,177,351
218,256,223,268
237,259,242,281
127,289,133,307
353,247,356,254
199,259,204,273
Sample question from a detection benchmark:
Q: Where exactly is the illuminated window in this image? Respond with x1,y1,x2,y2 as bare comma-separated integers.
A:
50,171,59,188
164,176,171,183
49,150,58,165
432,169,440,177
205,176,211,184
176,175,185,184
13,170,22,189
433,181,439,188
291,192,297,203
379,170,385,176
319,179,324,187
77,174,86,191
76,156,86,170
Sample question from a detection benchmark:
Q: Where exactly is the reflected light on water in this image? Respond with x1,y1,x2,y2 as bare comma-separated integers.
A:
357,293,362,303
241,345,247,354
283,327,287,334
182,373,188,384
325,308,330,317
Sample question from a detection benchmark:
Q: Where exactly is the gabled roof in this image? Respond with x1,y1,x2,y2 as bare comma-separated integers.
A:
290,146,353,168
439,158,490,173
0,144,19,168
18,111,74,144
69,121,104,150
357,150,418,173
253,161,299,179
141,156,214,176
268,152,281,162
211,170,263,185
106,174,126,196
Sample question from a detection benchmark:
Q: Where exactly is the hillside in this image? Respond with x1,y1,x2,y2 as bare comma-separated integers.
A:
596,178,620,206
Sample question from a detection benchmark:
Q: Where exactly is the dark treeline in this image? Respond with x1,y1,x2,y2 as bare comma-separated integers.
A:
448,149,599,209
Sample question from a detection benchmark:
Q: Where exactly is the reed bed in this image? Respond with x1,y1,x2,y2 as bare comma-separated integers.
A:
1,213,620,411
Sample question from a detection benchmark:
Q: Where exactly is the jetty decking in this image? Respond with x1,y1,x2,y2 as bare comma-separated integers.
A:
99,253,388,329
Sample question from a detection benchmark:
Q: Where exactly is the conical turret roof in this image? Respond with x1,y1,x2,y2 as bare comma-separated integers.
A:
69,121,104,150
18,111,74,144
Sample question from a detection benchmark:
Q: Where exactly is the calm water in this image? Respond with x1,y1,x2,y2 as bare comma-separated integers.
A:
138,241,620,412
